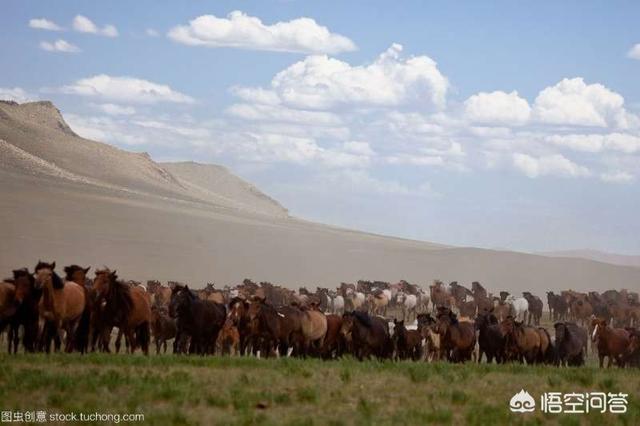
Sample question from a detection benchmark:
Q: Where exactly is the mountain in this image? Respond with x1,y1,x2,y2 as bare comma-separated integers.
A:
2,100,640,292
538,249,640,269
0,100,287,218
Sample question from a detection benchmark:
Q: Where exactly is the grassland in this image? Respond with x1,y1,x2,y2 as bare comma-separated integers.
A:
0,353,638,425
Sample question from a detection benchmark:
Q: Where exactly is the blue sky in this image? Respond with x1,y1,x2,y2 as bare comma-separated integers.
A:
2,1,640,254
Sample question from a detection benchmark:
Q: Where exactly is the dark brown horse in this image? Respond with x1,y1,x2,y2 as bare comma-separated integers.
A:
475,308,504,364
554,322,588,366
522,292,543,326
169,284,225,355
434,307,476,362
320,314,344,359
392,319,422,360
247,299,303,357
93,269,151,355
591,317,630,368
6,269,40,353
340,311,391,360
150,304,176,354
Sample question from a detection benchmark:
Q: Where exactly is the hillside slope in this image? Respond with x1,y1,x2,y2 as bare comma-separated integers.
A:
1,100,640,292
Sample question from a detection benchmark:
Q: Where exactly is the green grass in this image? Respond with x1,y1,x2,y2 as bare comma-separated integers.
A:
0,353,638,425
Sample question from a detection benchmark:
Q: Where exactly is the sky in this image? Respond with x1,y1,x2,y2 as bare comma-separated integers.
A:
2,1,640,254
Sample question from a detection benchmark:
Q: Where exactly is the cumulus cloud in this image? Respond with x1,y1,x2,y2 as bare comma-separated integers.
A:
29,18,63,31
600,171,634,183
464,90,531,125
92,103,136,116
226,103,342,126
39,39,81,53
57,75,194,104
0,87,38,103
238,44,448,110
73,15,118,37
532,78,628,127
548,133,640,154
627,44,640,60
168,11,356,54
512,153,590,178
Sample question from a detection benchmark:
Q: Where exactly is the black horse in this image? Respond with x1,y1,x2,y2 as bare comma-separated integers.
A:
7,268,41,353
340,311,391,360
169,285,225,355
475,308,505,364
554,322,588,366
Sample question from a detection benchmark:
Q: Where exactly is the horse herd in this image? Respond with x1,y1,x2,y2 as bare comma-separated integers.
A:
1,262,639,369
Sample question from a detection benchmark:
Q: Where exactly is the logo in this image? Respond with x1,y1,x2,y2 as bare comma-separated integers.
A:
510,389,536,413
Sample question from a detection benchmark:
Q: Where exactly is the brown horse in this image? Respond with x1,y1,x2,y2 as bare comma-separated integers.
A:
429,281,452,311
300,303,327,356
434,307,476,362
417,313,440,362
320,314,344,359
217,318,240,356
500,316,541,364
591,317,630,368
340,311,391,360
93,269,151,355
147,280,171,307
35,261,86,353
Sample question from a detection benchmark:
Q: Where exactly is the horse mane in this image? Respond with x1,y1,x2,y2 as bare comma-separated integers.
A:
228,296,246,307
51,271,64,289
106,275,134,316
353,311,373,328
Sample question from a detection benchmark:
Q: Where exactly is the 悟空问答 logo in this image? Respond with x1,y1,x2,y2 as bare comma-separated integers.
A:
510,389,536,413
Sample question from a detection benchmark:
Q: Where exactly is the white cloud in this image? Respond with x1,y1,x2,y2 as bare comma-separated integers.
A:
29,18,63,31
168,11,356,54
627,44,640,60
57,75,194,104
512,153,590,178
548,133,640,154
92,103,136,115
39,39,81,53
226,103,342,126
464,90,531,125
146,28,159,37
532,78,627,127
73,15,118,37
0,87,37,103
238,44,448,110
600,171,634,183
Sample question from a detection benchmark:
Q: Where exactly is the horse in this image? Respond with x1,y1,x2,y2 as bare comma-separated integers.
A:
367,291,389,317
429,281,452,311
340,311,391,360
150,304,176,354
169,284,225,355
320,314,344,359
93,269,151,355
500,316,541,364
227,296,252,355
6,269,40,353
417,313,440,362
547,291,568,321
475,308,504,364
392,319,422,360
34,261,86,353
217,318,240,356
522,292,543,326
332,294,345,315
247,298,302,357
591,317,630,368
554,322,588,366
434,307,476,363
63,265,92,353
625,328,640,367
506,295,529,322
300,303,327,356
397,291,418,323
147,280,171,307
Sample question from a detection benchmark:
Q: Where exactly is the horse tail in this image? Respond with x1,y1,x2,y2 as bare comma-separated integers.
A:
75,305,91,354
136,322,150,355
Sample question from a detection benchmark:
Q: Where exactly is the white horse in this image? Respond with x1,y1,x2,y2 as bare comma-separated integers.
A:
397,291,418,322
332,295,345,315
507,295,529,322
